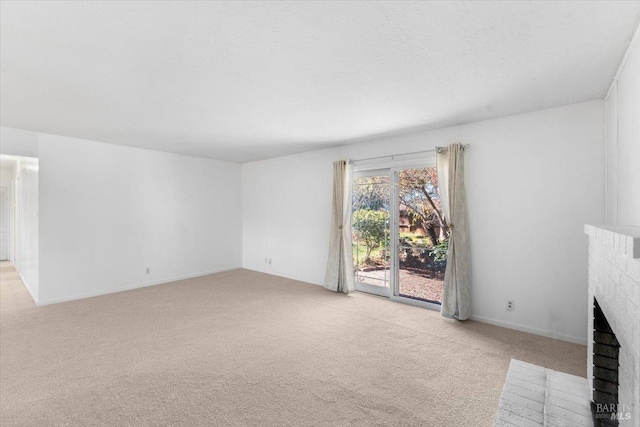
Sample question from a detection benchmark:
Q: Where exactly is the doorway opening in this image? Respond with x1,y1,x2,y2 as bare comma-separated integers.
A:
352,161,448,308
0,154,39,304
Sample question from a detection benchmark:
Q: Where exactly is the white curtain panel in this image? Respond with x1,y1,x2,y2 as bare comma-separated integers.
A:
437,144,471,320
323,160,355,293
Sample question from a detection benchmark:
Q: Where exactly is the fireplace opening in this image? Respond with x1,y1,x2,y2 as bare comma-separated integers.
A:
591,298,620,426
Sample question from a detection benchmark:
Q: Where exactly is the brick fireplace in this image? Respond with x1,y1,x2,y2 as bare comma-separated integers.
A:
586,225,640,426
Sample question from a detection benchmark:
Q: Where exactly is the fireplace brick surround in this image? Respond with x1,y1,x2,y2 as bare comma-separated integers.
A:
585,225,640,426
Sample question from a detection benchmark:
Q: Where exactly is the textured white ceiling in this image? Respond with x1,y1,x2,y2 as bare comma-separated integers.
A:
1,1,639,163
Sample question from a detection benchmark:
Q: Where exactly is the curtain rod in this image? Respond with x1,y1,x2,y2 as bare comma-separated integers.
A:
349,144,469,164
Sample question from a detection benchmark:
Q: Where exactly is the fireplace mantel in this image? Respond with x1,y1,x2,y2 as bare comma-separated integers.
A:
585,224,640,259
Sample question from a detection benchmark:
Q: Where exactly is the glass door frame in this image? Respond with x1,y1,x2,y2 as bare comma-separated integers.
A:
352,158,442,312
352,168,393,298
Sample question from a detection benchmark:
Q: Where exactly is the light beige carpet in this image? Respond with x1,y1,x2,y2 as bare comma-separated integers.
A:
0,262,586,426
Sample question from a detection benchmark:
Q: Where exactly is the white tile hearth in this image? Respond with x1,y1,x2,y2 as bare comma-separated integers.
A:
495,359,593,427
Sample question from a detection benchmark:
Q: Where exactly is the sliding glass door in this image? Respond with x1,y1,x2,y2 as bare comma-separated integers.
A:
395,167,446,305
352,163,447,308
352,170,391,297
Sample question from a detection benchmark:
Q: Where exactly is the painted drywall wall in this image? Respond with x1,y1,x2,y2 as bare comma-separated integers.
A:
12,157,39,302
0,163,16,262
0,166,14,187
38,133,242,304
605,25,640,226
0,127,39,158
243,100,605,344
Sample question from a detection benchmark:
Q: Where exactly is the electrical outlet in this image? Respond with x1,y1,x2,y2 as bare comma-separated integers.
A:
268,258,272,265
146,267,150,274
506,300,515,311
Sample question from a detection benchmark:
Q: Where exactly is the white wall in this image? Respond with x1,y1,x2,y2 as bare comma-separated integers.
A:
605,25,640,226
0,165,14,261
35,133,242,304
0,165,15,188
243,100,605,344
0,127,39,158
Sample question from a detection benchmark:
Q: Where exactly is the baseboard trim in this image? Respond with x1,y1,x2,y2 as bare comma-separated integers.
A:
18,271,40,306
233,268,590,346
37,265,242,306
242,266,323,287
469,314,587,345
272,271,322,286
